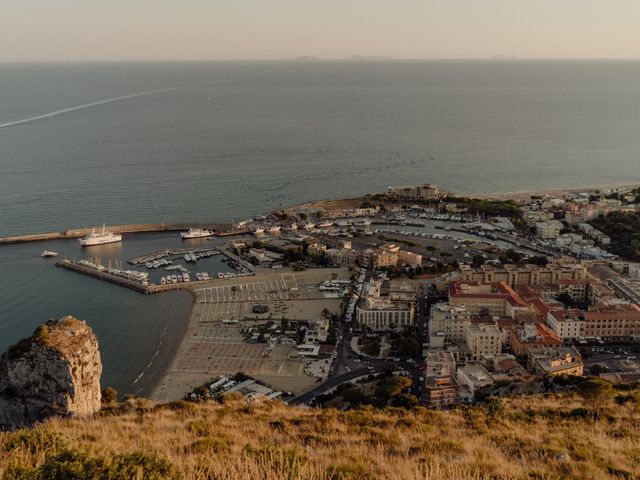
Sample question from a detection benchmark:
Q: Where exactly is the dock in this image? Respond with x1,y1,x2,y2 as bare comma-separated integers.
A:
55,260,185,294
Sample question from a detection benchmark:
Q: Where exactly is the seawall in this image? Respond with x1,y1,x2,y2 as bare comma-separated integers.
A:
0,222,250,245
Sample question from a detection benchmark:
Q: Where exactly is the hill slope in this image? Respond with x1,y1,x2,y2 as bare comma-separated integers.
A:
1,391,639,480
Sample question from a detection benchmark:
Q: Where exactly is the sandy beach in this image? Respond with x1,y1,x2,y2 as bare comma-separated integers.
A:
475,182,640,201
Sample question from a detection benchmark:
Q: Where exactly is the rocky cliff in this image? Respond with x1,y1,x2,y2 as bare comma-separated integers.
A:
0,316,102,428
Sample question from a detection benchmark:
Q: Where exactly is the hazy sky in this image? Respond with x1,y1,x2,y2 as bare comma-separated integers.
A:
2,0,639,62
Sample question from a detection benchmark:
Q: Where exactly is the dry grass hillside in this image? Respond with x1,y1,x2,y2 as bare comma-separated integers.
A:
1,389,639,480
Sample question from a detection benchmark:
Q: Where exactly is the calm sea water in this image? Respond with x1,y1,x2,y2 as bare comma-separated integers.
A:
1,60,640,395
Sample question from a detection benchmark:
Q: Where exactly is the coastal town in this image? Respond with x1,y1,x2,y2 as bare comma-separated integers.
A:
18,181,640,408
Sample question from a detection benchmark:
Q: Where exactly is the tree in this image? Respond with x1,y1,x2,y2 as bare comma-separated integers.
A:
374,375,412,402
556,292,575,308
392,393,418,409
578,378,615,421
101,387,118,404
472,254,485,269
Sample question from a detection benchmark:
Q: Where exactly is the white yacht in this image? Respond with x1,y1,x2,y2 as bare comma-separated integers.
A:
79,225,122,246
181,228,214,239
41,250,59,258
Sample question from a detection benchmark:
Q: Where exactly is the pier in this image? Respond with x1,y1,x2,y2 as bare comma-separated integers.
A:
0,222,239,245
128,246,221,265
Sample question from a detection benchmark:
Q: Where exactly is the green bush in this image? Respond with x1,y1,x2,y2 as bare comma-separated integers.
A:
3,429,67,455
27,448,173,480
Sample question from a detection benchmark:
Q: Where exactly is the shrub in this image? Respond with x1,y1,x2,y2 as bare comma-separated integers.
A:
23,448,174,480
3,429,67,455
326,460,372,479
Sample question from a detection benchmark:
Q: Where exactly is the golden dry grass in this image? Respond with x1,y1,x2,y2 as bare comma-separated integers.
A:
1,391,639,480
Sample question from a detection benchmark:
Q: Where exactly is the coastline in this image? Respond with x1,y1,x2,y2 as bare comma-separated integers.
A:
148,288,197,402
473,182,640,201
5,180,639,400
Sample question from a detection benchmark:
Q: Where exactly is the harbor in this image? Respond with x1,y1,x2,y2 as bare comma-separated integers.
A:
55,244,254,295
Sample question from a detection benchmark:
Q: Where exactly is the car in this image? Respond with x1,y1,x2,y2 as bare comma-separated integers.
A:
353,358,361,363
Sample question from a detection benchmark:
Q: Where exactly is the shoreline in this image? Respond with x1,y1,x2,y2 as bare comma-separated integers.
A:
151,269,345,402
6,181,639,400
3,182,639,245
471,182,640,201
148,288,196,401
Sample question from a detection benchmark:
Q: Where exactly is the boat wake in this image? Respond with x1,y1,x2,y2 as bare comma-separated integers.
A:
0,87,177,129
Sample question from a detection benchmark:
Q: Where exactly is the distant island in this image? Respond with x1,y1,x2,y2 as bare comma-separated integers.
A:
292,55,393,61
349,54,392,60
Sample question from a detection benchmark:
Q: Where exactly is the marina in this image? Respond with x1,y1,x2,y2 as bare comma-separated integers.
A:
54,243,254,295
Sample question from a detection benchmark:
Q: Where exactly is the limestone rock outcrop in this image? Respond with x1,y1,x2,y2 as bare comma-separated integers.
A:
0,316,102,428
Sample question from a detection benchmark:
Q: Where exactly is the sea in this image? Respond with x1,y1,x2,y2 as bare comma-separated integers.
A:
1,60,639,396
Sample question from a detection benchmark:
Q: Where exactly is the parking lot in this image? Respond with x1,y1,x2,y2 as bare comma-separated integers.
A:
195,274,298,304
155,268,348,401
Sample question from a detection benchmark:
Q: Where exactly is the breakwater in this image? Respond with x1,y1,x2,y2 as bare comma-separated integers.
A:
0,222,251,245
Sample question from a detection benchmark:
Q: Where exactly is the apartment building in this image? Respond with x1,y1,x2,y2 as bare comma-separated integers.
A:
464,324,503,360
584,303,640,339
528,346,584,377
425,350,459,409
388,183,440,200
356,279,415,331
459,263,588,287
546,308,585,339
511,322,563,357
429,303,471,343
449,281,528,318
535,220,564,240
398,250,423,266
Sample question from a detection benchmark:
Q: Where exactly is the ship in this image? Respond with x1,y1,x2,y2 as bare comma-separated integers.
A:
180,228,214,239
41,250,59,258
79,225,122,246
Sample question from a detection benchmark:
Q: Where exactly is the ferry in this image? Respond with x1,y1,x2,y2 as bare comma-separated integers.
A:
79,225,122,246
181,228,214,239
41,250,59,258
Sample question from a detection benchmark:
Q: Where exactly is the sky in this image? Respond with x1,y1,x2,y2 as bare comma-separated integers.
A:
2,0,639,62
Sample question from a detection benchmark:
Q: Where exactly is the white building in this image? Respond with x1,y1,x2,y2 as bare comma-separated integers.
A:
464,324,503,360
546,309,585,340
429,303,471,343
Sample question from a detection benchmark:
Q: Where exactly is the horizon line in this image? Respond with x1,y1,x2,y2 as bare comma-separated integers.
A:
2,56,640,65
